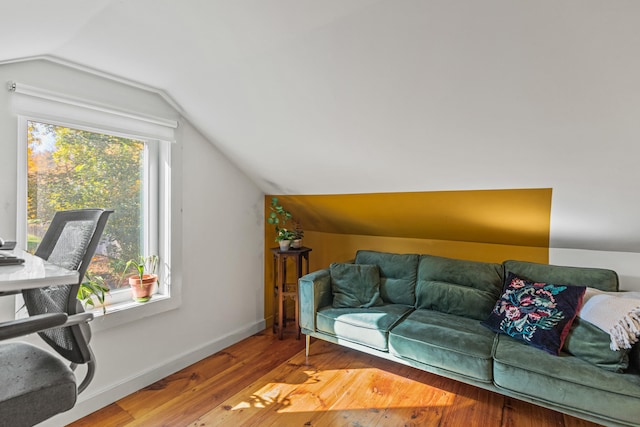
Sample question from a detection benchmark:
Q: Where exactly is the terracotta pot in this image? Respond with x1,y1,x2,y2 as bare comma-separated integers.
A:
128,274,158,302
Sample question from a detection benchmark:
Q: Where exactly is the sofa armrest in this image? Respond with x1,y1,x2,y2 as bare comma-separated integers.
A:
299,268,332,332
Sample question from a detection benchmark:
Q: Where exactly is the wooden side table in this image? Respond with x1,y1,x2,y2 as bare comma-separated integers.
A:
270,246,312,340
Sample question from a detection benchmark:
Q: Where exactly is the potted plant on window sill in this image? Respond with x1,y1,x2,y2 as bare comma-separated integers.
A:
123,255,159,302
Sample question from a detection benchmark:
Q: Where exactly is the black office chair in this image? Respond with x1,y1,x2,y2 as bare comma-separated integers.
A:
0,208,113,427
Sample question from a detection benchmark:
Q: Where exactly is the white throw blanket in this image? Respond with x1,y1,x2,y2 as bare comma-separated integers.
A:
579,288,640,351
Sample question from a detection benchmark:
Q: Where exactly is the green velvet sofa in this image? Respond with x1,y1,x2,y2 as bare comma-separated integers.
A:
299,250,640,427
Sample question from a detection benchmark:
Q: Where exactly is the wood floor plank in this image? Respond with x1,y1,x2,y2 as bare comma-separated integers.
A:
67,403,134,427
367,371,454,427
437,382,504,427
304,351,442,426
292,347,412,426
188,361,310,426
70,330,605,427
367,365,457,427
117,331,299,418
501,396,566,427
188,340,364,426
563,414,605,427
69,331,304,426
125,338,305,426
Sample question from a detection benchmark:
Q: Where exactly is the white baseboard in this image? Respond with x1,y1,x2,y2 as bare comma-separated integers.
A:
40,319,266,426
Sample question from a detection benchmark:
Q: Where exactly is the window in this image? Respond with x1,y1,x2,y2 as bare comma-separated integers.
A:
27,120,155,304
11,80,177,319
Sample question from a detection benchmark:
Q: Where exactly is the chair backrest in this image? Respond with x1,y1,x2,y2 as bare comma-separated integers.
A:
22,209,113,365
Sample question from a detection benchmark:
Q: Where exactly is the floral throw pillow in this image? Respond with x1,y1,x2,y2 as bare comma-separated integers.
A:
482,272,586,355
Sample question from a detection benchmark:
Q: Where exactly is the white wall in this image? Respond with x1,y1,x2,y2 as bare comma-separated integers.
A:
167,1,640,292
0,59,265,424
550,249,640,292
169,1,640,256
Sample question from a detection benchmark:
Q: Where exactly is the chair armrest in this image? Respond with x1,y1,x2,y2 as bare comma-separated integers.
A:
299,268,332,332
0,313,68,341
65,312,94,326
0,290,21,297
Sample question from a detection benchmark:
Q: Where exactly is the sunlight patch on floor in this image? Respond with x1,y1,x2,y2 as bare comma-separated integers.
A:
228,367,453,414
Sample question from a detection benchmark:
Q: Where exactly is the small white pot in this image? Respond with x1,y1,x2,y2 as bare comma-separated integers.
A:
278,240,291,251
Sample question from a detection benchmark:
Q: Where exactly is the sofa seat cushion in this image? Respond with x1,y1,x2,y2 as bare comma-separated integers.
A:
388,309,497,383
494,334,640,425
316,303,414,351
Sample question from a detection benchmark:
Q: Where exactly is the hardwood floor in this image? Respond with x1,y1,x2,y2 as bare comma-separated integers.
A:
69,330,602,426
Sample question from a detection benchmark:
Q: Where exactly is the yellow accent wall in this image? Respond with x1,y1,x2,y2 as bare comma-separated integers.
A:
264,189,552,326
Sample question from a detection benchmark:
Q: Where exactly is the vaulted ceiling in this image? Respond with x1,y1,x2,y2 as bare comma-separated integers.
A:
2,1,640,252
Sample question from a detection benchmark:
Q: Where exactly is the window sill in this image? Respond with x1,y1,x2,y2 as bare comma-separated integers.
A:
87,293,180,333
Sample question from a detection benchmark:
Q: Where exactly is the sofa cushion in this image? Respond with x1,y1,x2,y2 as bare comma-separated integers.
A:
630,343,640,374
389,310,497,383
563,317,629,372
316,303,413,351
493,334,640,425
483,273,586,355
415,254,503,320
578,288,640,351
503,260,619,292
354,250,419,306
330,263,383,308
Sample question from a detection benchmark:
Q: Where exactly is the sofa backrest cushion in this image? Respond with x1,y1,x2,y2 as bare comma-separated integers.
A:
354,250,419,306
563,318,630,372
629,343,640,374
503,260,619,292
330,263,384,308
416,254,504,320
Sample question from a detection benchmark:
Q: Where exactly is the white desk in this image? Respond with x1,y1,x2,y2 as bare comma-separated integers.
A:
0,250,79,293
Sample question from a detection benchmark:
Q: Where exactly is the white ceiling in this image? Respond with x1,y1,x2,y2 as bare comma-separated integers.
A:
2,0,640,252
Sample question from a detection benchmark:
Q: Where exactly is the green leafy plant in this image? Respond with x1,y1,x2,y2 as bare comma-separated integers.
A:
122,254,159,283
276,228,297,242
267,197,291,226
77,272,109,314
267,197,303,242
120,255,160,303
292,225,304,240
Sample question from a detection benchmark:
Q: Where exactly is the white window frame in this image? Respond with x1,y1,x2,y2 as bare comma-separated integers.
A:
16,114,177,328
